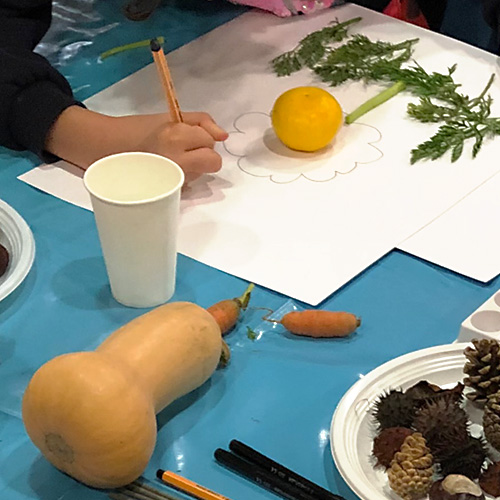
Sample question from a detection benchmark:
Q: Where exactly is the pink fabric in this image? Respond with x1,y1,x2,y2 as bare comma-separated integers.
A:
228,0,340,17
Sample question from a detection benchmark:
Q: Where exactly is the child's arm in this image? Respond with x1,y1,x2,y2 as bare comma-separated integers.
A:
46,107,228,178
0,1,228,178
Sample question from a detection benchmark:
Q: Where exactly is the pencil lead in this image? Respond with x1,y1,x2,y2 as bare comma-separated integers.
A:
150,38,162,52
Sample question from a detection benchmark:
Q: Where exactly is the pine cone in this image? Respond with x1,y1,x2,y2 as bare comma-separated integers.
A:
388,432,434,500
373,389,416,430
372,427,414,469
439,436,488,480
406,380,464,407
412,398,469,460
479,462,500,497
483,392,500,451
464,339,500,404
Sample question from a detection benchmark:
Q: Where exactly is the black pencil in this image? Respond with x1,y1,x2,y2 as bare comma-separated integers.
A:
214,448,317,500
229,440,345,500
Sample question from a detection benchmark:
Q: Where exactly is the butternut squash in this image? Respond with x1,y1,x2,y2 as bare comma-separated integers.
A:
22,302,222,489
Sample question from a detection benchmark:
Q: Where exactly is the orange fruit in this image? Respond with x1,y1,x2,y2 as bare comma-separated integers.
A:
271,86,343,152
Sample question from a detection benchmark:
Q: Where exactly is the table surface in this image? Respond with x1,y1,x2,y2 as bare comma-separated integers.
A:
1,1,499,499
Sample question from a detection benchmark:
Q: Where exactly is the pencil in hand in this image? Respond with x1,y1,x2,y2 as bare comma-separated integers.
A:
150,37,183,123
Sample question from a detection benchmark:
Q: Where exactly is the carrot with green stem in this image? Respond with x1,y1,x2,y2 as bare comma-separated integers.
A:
207,283,254,336
268,310,361,338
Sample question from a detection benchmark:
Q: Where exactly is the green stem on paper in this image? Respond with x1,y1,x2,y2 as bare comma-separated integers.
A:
100,36,165,60
345,81,406,124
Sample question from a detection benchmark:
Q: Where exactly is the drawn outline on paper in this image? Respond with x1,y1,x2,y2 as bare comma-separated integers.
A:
223,112,384,184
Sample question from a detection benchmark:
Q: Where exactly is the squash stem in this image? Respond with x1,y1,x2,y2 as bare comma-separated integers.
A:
236,283,254,310
345,81,406,124
218,340,231,368
100,36,165,60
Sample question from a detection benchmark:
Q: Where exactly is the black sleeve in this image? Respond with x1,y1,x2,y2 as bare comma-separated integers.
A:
415,0,447,32
482,0,500,44
349,0,391,12
0,1,82,161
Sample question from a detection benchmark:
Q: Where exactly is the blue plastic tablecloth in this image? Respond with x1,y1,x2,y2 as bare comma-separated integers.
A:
1,1,499,499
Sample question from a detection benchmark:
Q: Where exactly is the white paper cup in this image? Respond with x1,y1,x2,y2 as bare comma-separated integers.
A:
84,152,184,308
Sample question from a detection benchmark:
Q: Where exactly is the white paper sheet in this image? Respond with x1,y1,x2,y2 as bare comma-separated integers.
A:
19,5,500,304
398,170,500,283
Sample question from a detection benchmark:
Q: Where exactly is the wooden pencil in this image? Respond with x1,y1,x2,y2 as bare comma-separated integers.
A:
156,469,232,500
150,38,183,123
126,481,181,500
109,479,181,500
109,492,131,500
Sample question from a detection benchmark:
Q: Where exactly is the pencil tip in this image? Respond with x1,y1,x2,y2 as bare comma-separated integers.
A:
156,469,165,479
150,38,161,52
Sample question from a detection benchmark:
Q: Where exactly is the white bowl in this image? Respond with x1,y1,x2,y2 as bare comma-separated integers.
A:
330,343,479,500
0,200,35,301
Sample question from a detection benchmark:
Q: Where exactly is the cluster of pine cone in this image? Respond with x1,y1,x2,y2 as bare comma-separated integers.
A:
464,338,500,451
370,338,500,500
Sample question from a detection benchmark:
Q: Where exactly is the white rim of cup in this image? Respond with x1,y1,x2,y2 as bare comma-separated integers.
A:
83,152,185,206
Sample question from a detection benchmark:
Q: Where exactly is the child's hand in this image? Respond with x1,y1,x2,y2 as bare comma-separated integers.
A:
182,111,229,142
45,107,228,182
180,112,229,182
136,111,229,183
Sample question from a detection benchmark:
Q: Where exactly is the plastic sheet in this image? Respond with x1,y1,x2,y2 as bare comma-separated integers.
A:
225,298,363,373
2,2,500,500
32,0,249,101
35,0,118,67
227,0,344,17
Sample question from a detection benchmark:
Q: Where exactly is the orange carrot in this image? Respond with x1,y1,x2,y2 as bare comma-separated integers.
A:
207,283,254,336
279,310,360,338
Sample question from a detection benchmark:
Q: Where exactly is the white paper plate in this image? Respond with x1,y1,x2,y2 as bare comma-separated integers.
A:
0,200,35,301
330,342,484,500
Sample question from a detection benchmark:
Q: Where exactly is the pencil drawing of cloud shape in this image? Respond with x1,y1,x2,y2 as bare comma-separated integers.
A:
223,112,383,183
